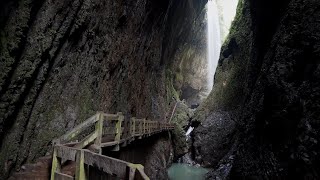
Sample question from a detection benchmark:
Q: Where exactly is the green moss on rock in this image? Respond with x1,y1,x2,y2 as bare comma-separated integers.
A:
170,101,193,158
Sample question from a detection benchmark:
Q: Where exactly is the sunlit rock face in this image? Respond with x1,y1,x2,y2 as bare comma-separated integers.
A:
193,0,320,179
172,0,239,106
171,7,208,106
0,0,207,178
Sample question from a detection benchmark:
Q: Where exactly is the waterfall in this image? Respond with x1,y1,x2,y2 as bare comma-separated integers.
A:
207,0,221,91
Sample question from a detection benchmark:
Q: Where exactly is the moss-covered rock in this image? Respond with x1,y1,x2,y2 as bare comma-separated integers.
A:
170,101,193,158
170,6,209,106
0,0,208,178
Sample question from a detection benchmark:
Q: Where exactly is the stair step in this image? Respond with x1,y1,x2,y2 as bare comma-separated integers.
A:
31,168,50,173
61,171,74,176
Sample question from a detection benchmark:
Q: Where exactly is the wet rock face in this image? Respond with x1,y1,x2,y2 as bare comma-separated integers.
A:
171,7,208,106
193,111,236,167
170,101,194,159
194,0,320,179
112,135,174,180
0,0,207,178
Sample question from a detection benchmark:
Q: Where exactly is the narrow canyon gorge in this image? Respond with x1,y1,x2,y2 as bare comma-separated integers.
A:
0,0,319,179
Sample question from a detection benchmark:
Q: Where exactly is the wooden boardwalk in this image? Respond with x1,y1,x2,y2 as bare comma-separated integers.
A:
51,112,175,180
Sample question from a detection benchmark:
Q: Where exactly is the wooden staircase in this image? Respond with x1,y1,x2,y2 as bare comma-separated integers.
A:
9,112,175,180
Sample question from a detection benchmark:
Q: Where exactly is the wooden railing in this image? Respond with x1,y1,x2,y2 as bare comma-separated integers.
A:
51,112,174,180
51,145,149,180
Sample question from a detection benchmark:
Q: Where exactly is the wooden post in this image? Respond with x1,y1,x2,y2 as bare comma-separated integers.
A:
75,150,87,180
143,118,146,135
94,112,103,154
138,120,142,139
116,112,124,142
128,167,136,180
131,117,136,137
113,112,123,151
50,147,61,180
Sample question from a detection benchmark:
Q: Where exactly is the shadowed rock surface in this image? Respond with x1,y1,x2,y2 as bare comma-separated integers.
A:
0,0,207,178
193,0,320,179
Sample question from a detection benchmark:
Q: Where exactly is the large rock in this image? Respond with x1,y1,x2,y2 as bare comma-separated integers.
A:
193,111,236,167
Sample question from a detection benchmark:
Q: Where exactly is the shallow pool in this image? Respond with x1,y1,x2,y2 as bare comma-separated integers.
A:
167,163,209,180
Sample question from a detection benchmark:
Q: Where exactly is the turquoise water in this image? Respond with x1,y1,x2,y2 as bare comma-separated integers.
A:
167,163,209,180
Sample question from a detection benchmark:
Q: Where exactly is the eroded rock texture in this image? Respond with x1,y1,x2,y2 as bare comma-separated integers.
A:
194,0,320,179
0,0,207,178
170,7,208,106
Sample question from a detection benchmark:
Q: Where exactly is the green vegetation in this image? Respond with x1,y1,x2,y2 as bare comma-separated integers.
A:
165,69,180,104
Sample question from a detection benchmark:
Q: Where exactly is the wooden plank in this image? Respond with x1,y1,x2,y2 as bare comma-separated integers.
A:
83,150,129,178
131,118,135,137
75,150,87,180
51,147,61,180
113,112,123,151
88,144,101,154
128,164,150,180
115,112,124,141
139,120,143,135
102,113,119,121
74,131,98,149
55,145,77,162
55,172,74,180
100,141,119,147
128,167,136,180
137,166,150,180
94,113,103,154
54,114,98,144
143,118,146,134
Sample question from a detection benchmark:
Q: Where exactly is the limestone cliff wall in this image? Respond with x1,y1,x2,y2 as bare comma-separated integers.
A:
0,0,206,178
193,0,320,179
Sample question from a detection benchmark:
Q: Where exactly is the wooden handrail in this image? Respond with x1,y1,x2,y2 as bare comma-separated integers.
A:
52,114,98,145
51,112,174,180
52,145,150,180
